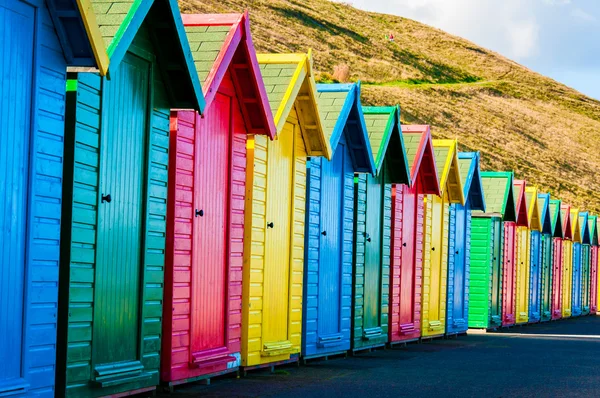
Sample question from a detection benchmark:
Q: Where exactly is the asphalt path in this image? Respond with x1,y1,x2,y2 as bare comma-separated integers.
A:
160,315,600,397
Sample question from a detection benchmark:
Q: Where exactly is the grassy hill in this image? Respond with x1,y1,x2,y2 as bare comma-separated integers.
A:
180,0,600,213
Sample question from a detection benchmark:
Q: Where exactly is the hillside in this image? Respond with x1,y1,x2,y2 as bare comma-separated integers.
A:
180,0,600,213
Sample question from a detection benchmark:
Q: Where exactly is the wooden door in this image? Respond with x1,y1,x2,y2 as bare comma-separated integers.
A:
0,0,34,390
529,231,542,321
94,52,149,372
502,223,516,325
552,239,563,319
451,204,468,328
399,185,418,333
540,234,553,321
516,227,530,323
490,220,503,327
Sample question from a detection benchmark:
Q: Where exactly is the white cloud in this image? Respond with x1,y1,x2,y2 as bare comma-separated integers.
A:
571,8,596,22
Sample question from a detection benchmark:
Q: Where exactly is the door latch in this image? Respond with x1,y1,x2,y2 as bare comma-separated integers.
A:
364,232,371,242
267,222,274,229
321,231,327,236
101,194,111,203
195,209,204,217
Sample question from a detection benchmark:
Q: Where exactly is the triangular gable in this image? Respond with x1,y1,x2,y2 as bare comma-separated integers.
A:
537,193,553,235
513,180,529,228
258,52,332,159
400,125,440,195
47,0,107,72
458,152,486,212
549,200,564,238
432,140,465,205
570,208,582,243
477,172,516,221
315,83,375,174
579,212,591,245
561,204,573,240
182,13,275,138
84,0,205,110
525,187,541,232
589,215,599,246
363,106,411,184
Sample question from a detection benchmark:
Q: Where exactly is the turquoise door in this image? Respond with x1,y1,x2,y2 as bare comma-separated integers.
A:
93,52,149,378
540,234,553,321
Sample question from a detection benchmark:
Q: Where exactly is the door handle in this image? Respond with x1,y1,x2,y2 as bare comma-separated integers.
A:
456,250,459,255
432,247,435,251
403,243,407,247
195,209,204,217
267,222,274,229
364,232,371,242
321,231,327,236
101,194,111,203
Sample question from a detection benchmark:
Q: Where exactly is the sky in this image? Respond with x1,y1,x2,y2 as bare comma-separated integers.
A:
346,0,600,100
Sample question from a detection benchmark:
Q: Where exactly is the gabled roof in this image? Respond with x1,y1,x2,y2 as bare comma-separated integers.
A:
549,200,564,239
362,106,411,184
476,172,516,221
513,180,529,228
258,52,332,159
525,187,542,232
315,83,375,174
457,152,486,211
83,0,205,110
561,204,573,240
589,215,599,246
432,140,465,205
537,193,553,235
182,13,275,138
47,0,105,70
579,212,591,245
400,125,440,195
570,208,582,243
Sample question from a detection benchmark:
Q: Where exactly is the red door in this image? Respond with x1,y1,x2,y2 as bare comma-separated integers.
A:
502,222,517,326
191,92,232,363
552,239,564,319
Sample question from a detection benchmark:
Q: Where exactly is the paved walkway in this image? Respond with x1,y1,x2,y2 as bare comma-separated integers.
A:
160,316,600,397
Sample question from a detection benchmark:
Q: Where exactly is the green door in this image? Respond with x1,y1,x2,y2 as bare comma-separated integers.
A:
468,218,492,328
94,52,149,374
490,219,503,328
363,170,384,335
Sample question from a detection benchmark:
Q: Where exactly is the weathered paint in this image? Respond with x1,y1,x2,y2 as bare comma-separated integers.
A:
422,140,465,338
351,106,410,350
241,53,329,368
569,209,583,317
446,153,486,335
550,201,566,320
162,13,275,384
389,125,440,344
469,172,516,329
0,1,96,395
535,193,553,323
302,83,374,359
56,3,204,396
579,213,591,316
501,179,528,327
588,216,599,314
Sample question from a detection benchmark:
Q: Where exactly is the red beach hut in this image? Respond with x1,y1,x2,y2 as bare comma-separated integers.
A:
502,179,529,327
550,201,566,320
389,125,440,344
589,216,599,314
162,13,276,387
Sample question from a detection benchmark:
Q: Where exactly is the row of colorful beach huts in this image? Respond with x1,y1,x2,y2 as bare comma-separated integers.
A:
1,1,598,397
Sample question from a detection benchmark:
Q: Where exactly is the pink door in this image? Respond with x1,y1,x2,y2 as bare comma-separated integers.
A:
502,222,517,326
551,239,563,320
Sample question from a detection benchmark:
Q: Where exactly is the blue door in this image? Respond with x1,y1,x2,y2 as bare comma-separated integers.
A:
317,139,346,347
572,243,582,316
0,0,34,393
529,231,542,322
449,204,468,333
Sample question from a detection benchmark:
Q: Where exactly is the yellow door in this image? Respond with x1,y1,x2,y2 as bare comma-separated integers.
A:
516,227,530,324
562,240,573,317
262,119,295,355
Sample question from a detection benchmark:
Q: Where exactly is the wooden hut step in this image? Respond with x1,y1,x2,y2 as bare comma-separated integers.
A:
261,341,294,357
93,361,151,388
317,333,344,348
362,327,383,340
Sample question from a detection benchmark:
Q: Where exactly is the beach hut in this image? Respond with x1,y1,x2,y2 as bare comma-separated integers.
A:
56,2,205,396
469,172,517,329
240,52,330,370
503,179,529,327
522,187,543,324
161,13,276,387
421,140,465,338
536,193,554,323
302,83,375,360
514,180,532,325
446,153,485,335
0,1,99,395
589,216,599,314
351,106,411,351
579,213,592,316
550,200,566,320
559,206,576,318
568,209,583,317
389,125,440,344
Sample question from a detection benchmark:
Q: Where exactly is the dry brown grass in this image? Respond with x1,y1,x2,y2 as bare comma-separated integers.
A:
179,0,600,213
